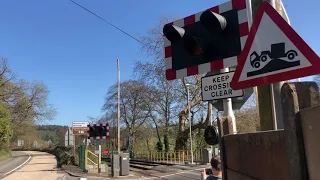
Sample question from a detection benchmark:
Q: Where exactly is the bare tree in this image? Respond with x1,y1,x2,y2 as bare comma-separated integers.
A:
134,61,179,151
103,80,153,151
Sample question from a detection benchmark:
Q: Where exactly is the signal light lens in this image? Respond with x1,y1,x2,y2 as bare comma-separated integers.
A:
200,10,227,33
163,24,185,44
183,36,203,56
163,24,204,56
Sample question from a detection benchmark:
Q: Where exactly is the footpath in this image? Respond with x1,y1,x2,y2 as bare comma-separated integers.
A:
3,151,66,180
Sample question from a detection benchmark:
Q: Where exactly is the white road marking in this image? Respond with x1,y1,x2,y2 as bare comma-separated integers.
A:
4,152,32,176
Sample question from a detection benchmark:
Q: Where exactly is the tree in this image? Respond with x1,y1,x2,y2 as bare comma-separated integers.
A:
0,58,56,141
103,80,153,151
135,17,180,152
9,81,56,140
0,58,16,102
134,61,178,151
234,94,260,133
0,103,12,150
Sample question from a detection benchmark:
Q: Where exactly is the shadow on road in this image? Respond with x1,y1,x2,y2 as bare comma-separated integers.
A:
26,162,55,165
13,169,58,172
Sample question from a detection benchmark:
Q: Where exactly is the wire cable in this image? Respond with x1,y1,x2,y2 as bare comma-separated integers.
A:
69,0,146,46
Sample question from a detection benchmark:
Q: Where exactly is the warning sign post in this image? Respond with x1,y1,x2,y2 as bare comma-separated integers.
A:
201,72,244,101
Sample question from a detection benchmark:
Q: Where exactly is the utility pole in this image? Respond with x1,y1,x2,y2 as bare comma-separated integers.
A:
221,68,237,134
186,84,194,164
117,59,121,153
251,0,284,131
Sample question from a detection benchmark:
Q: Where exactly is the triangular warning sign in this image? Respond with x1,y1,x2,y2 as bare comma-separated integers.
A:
231,2,320,90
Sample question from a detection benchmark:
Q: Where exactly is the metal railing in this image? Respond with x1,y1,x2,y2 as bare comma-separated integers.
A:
132,150,204,164
86,149,98,169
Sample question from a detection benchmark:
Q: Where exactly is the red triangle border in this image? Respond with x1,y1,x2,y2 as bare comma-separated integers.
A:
231,2,320,90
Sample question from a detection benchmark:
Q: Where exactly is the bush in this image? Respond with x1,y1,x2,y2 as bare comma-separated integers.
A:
0,104,12,150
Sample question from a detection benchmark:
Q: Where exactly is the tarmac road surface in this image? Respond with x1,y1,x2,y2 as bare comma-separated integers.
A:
0,151,31,179
2,151,66,180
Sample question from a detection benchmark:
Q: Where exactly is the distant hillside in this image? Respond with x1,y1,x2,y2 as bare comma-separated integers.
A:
37,125,68,146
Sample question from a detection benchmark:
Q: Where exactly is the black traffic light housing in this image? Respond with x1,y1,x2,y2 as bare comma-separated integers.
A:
88,124,108,138
95,126,107,137
204,125,219,145
89,126,97,138
163,9,241,71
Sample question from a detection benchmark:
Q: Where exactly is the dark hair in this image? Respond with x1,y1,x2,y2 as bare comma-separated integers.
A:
211,155,221,171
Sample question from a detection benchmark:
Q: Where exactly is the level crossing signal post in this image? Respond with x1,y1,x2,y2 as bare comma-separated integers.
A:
162,0,320,178
87,123,110,173
163,0,251,165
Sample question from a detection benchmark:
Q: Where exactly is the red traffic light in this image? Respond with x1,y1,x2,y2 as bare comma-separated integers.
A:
200,10,227,33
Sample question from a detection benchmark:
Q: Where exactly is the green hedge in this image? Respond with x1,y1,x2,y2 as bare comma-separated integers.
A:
0,150,11,162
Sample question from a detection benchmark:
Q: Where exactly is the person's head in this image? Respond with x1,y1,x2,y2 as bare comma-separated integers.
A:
211,155,222,176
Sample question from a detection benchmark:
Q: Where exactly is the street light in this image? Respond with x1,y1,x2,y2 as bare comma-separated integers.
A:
185,83,194,164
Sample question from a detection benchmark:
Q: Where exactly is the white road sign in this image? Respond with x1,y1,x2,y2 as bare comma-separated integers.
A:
72,122,89,128
201,72,243,101
231,2,320,90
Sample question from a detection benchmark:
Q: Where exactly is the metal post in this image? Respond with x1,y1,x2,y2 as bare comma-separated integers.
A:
67,128,70,146
73,135,76,163
98,145,101,173
221,68,237,133
251,0,281,131
209,103,213,152
270,0,293,130
186,85,194,164
117,59,121,153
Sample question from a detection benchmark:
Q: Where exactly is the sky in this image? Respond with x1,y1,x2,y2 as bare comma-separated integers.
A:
0,0,319,126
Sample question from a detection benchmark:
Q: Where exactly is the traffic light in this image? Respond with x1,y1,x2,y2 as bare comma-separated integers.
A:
163,0,249,80
163,9,241,71
87,123,109,139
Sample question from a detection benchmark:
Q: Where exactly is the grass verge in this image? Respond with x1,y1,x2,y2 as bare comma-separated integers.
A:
0,150,12,162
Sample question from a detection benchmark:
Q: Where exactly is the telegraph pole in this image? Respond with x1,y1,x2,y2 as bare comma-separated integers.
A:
117,59,121,153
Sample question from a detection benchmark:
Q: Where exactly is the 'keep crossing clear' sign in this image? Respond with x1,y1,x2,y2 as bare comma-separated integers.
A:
201,72,244,101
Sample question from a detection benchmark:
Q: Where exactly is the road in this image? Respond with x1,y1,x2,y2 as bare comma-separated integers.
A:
59,168,206,180
139,168,205,180
0,151,206,180
0,151,31,178
57,168,204,180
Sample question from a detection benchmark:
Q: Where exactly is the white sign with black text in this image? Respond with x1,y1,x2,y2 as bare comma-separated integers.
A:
201,72,244,101
72,122,89,128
